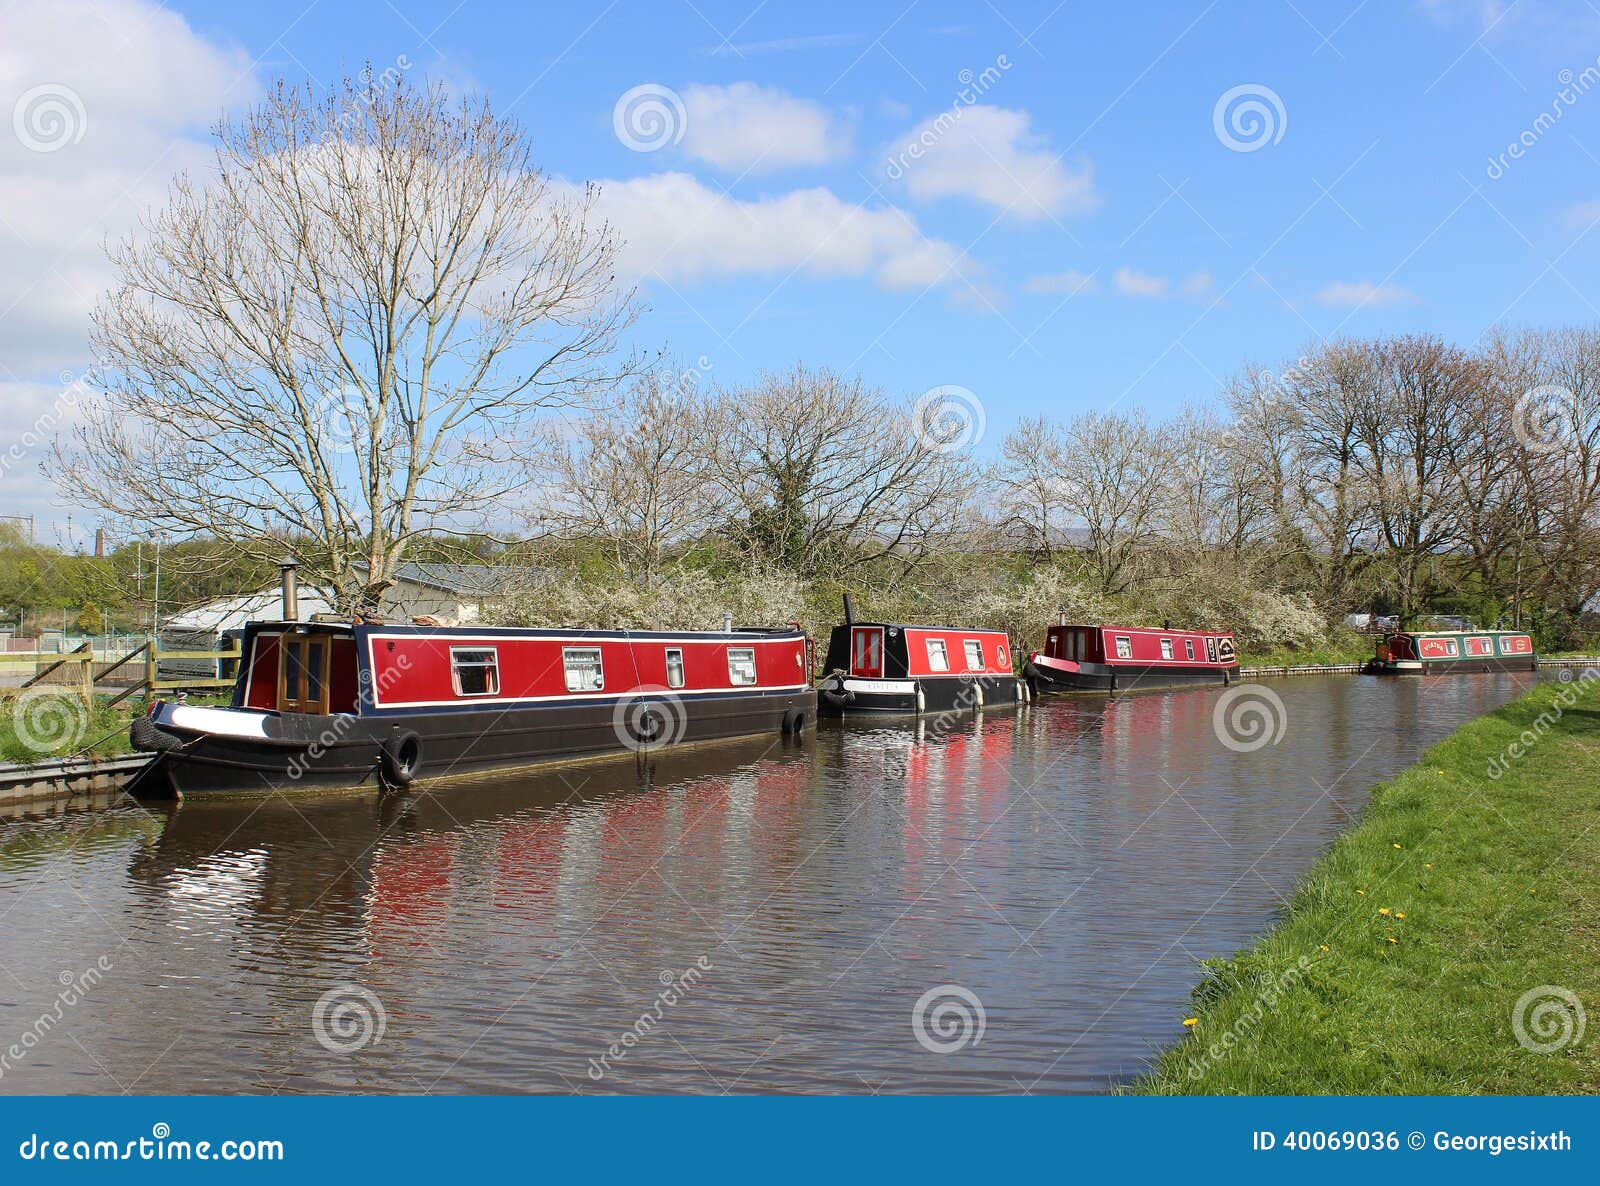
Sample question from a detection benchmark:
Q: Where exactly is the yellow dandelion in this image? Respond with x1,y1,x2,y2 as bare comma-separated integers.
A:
1356,889,1366,896
1379,907,1391,916
1393,843,1402,850
1318,945,1329,952
1386,936,1398,944
1424,863,1433,869
1183,1018,1198,1027
1395,912,1406,920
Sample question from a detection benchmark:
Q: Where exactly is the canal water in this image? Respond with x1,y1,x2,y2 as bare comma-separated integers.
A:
0,672,1536,1095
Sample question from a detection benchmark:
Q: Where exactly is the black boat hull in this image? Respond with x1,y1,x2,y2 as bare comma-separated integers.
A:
128,689,817,797
816,674,1024,716
1026,659,1238,694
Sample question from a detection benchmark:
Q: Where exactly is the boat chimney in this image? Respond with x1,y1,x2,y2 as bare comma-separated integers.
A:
279,558,300,622
843,593,856,625
1058,609,1067,627
722,612,733,632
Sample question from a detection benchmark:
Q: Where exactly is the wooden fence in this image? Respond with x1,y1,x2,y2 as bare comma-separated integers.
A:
0,640,240,706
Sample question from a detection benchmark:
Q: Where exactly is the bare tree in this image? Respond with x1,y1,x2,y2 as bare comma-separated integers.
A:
1355,335,1478,621
536,361,714,588
706,365,972,580
54,76,638,610
994,416,1073,559
1056,409,1169,597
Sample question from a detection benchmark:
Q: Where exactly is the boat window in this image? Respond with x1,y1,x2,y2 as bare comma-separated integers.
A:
727,647,757,686
926,638,950,672
1185,640,1196,660
563,647,604,692
1114,636,1132,660
451,647,500,697
666,647,686,689
1160,639,1174,660
964,640,984,671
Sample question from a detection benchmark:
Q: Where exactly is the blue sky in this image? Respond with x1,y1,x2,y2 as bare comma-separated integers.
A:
5,0,1600,533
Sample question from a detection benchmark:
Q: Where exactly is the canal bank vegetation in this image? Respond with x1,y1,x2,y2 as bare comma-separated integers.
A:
1135,678,1600,1095
12,75,1598,661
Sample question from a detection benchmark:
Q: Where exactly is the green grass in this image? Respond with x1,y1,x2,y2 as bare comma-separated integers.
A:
0,693,145,764
1133,678,1600,1095
1242,633,1375,669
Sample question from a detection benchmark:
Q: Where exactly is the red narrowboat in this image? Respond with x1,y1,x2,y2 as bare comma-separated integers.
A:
1025,621,1239,694
816,601,1024,716
129,619,815,797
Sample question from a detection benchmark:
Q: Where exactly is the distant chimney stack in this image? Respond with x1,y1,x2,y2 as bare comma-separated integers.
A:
279,559,299,622
94,527,105,558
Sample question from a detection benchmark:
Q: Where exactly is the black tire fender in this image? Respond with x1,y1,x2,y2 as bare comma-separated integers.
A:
782,706,808,735
380,730,422,788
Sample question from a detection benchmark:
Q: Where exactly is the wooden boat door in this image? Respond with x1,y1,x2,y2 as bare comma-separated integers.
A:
278,633,331,714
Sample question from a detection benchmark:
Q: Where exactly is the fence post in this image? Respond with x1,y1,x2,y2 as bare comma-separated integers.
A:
144,642,158,702
80,642,94,706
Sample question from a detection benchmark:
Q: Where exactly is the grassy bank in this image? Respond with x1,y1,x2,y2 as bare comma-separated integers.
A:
1241,633,1374,669
0,693,146,764
1135,676,1600,1095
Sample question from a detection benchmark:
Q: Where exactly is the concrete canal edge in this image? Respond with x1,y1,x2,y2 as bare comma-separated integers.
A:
1239,655,1600,679
1129,675,1600,1095
0,754,150,810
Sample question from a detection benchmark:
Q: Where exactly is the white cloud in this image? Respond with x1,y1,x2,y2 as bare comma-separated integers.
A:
1180,271,1216,300
680,82,850,172
1315,280,1417,309
888,106,1096,222
1564,198,1600,227
1112,267,1169,298
584,171,987,299
0,0,257,371
1024,269,1097,296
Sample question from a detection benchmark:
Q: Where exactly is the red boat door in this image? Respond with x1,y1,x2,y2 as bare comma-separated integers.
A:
850,627,884,677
